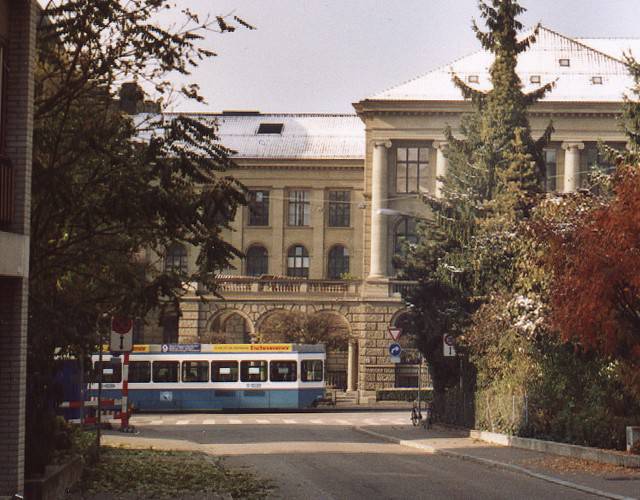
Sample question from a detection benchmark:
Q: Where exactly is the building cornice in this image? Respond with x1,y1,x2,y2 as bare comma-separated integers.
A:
353,99,623,119
232,158,365,171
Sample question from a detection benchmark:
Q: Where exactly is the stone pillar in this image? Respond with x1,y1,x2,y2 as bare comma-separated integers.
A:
433,141,449,198
347,341,358,392
368,141,392,279
562,142,584,193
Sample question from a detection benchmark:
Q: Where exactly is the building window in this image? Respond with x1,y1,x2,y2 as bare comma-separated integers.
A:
394,217,418,257
396,147,429,194
257,123,283,134
591,76,603,85
581,144,614,188
328,190,350,227
327,245,349,279
165,243,187,274
544,149,557,192
288,190,310,226
248,190,269,226
559,58,570,67
245,245,268,276
530,75,541,84
162,314,179,344
467,75,479,83
287,245,309,278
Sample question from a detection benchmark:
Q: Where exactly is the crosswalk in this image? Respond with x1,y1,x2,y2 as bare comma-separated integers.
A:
128,413,409,427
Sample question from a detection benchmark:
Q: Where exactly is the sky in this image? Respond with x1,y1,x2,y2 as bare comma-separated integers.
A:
163,0,640,114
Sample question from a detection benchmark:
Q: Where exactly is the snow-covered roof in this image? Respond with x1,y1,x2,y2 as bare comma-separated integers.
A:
370,26,637,103
209,113,364,160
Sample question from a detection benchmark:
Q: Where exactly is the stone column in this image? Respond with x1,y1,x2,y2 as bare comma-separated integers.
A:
368,141,392,279
347,341,358,392
562,142,584,193
433,141,449,198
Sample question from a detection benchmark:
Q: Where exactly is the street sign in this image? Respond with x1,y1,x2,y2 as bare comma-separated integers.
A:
110,316,133,353
389,342,402,363
443,334,456,357
388,327,402,341
389,342,402,357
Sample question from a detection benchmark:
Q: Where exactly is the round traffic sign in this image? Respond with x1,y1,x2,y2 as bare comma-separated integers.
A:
444,334,455,346
112,316,133,334
389,342,402,357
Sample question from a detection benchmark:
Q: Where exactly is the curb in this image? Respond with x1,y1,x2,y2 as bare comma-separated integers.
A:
354,427,636,500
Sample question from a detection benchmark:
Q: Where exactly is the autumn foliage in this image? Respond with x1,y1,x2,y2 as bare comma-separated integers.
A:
542,165,640,393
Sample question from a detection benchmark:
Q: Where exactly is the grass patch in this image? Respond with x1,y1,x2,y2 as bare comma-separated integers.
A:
75,447,271,499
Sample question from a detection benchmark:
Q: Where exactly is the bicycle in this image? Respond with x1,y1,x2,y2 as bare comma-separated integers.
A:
410,400,422,426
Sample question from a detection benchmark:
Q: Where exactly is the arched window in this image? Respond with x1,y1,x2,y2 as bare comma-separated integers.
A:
394,217,417,256
327,245,349,279
246,245,268,276
165,243,187,274
287,245,309,278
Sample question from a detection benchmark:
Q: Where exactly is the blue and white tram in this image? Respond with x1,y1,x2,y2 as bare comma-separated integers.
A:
89,343,326,411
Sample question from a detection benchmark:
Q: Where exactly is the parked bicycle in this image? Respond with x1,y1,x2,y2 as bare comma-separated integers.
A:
411,399,433,429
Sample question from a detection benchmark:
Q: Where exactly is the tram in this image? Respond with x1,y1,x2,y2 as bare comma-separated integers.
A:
88,343,326,411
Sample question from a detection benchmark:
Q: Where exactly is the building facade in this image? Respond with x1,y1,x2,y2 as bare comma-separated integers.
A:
0,0,37,496
143,27,639,401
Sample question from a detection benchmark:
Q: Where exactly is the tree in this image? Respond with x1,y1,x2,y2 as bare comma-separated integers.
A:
541,166,640,397
399,0,553,414
27,1,254,473
257,311,349,351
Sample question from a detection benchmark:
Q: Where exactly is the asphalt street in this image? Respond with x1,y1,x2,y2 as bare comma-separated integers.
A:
116,411,604,499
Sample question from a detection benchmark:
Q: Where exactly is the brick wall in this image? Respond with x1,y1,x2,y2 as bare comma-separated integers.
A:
0,0,36,496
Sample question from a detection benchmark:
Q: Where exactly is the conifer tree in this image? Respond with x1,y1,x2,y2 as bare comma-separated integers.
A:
399,0,554,408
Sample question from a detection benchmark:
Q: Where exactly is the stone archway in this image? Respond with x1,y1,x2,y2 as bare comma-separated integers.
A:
389,309,428,389
203,309,255,344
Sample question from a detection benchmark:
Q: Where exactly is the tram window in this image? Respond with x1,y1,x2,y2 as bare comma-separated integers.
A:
182,361,209,383
152,361,179,383
94,360,122,383
240,360,267,382
212,361,239,382
129,361,151,383
301,360,324,382
270,361,297,382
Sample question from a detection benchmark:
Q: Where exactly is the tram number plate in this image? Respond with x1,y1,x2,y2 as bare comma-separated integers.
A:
246,383,262,389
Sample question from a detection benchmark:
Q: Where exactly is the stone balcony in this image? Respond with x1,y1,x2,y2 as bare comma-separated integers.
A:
193,276,419,303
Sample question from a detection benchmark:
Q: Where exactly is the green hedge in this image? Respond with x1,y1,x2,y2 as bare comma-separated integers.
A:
376,389,433,402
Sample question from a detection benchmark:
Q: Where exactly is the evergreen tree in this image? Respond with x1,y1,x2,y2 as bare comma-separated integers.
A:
399,0,554,412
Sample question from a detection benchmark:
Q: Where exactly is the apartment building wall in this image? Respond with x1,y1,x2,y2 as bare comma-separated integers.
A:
0,0,37,496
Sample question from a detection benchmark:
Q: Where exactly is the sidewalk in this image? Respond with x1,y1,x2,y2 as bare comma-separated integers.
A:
355,425,640,500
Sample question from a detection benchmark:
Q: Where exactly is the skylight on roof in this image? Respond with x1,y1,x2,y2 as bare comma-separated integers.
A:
530,75,541,84
559,58,570,67
257,123,284,134
591,76,603,85
467,75,479,84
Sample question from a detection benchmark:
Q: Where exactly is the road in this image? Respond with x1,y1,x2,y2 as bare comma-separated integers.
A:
119,411,602,499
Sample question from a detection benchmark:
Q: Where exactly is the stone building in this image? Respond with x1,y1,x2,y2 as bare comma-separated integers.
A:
143,27,639,401
0,0,37,496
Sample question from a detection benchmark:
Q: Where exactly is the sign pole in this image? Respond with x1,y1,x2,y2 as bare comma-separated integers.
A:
121,351,130,430
417,351,422,416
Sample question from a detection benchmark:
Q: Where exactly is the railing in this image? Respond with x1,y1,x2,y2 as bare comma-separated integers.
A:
208,277,419,300
214,276,361,297
0,158,14,230
388,279,419,297
326,371,347,390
